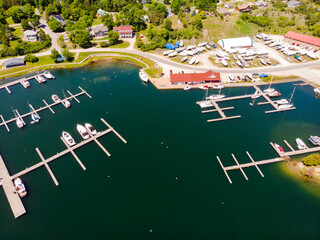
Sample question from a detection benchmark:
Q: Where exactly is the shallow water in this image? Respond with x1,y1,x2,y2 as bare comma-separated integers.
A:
0,60,320,239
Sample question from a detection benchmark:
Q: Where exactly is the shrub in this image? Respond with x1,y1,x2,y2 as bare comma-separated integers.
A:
100,41,109,47
24,54,39,62
303,153,320,166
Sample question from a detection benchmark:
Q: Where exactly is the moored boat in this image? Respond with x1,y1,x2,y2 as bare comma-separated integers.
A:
43,71,54,79
85,123,97,136
77,124,90,140
308,136,320,146
62,100,71,108
275,99,289,105
212,85,224,90
199,85,209,90
314,87,320,95
35,75,46,83
31,113,40,123
296,138,307,150
199,101,213,108
62,131,76,146
274,143,284,153
14,178,27,198
251,90,260,99
21,80,30,88
52,94,61,103
139,72,149,83
268,90,281,97
16,118,24,128
184,86,191,90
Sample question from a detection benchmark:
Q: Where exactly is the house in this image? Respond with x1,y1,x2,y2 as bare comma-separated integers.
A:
96,9,108,17
256,0,268,7
141,0,147,4
217,8,231,17
52,15,66,27
284,31,320,47
170,71,221,85
90,24,108,38
24,30,38,42
287,0,301,7
224,3,234,8
218,36,253,49
3,58,25,69
236,4,252,12
113,25,133,38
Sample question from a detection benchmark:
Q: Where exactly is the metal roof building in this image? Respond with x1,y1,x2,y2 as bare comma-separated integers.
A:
217,37,253,50
3,58,25,69
284,31,320,47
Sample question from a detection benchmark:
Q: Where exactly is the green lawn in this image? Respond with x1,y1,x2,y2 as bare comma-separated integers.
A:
107,41,130,48
6,17,15,25
92,18,103,26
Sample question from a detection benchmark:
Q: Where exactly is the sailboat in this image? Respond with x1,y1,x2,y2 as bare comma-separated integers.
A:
278,87,296,110
12,107,24,128
61,89,71,108
263,78,275,93
28,102,40,123
206,89,225,100
198,89,214,108
251,90,260,99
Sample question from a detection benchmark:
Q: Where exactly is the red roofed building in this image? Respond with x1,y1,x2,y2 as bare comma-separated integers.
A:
170,70,221,85
113,25,133,38
284,31,320,47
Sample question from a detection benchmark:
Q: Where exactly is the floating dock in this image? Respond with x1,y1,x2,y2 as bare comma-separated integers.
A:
0,71,54,94
1,118,127,218
0,86,91,132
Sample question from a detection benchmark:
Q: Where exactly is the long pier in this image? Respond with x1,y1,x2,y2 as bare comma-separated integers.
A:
0,86,91,131
0,72,54,94
1,118,127,218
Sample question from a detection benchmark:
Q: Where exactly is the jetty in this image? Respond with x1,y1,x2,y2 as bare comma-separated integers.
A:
0,86,91,132
1,118,127,219
0,71,54,94
197,86,296,122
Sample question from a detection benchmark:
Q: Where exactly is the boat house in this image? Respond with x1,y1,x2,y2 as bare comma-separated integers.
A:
284,31,320,47
113,25,133,38
218,36,253,50
3,58,25,69
170,71,221,85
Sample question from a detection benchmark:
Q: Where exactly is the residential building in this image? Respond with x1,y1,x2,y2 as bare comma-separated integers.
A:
217,8,231,17
24,30,38,42
224,3,234,8
284,31,320,47
113,25,133,38
52,15,66,26
170,71,221,85
236,4,252,12
3,58,25,69
96,9,108,17
90,24,108,38
256,0,268,7
287,0,301,7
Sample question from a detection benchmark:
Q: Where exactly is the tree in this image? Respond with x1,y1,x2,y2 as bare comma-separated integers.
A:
164,18,172,30
48,18,63,32
164,0,170,4
24,53,39,62
102,14,114,32
22,4,35,18
303,153,320,166
50,48,60,60
62,48,73,61
38,28,46,42
31,14,40,27
21,19,30,30
69,29,92,48
7,6,26,23
108,30,119,45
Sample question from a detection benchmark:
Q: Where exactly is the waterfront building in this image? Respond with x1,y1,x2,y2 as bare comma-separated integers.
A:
170,71,221,85
3,58,25,68
113,25,133,38
284,31,320,48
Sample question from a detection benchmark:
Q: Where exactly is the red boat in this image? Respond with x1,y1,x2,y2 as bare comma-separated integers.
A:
274,143,284,153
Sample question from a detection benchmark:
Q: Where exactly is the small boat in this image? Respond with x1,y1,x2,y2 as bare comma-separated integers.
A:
314,87,320,95
275,99,289,105
206,44,211,50
184,86,191,90
199,85,209,90
181,56,188,62
212,85,224,90
43,71,54,79
296,138,307,150
220,59,228,67
260,59,267,65
268,91,281,97
251,90,260,99
206,89,225,100
228,74,235,81
21,80,30,88
35,75,46,83
308,136,320,146
236,60,243,67
194,59,199,64
85,123,97,136
246,73,253,80
189,57,196,65
139,72,149,83
62,131,76,146
62,100,71,108
52,94,61,103
31,113,40,123
199,101,213,108
263,78,275,93
16,118,24,128
278,103,294,109
77,124,90,140
14,178,27,198
274,143,284,153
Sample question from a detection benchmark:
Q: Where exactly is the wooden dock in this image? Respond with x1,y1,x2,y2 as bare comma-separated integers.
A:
0,155,26,218
0,72,54,94
0,118,127,219
0,86,91,131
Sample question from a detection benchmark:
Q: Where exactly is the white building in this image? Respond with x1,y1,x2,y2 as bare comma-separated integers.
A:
217,37,253,50
24,30,38,42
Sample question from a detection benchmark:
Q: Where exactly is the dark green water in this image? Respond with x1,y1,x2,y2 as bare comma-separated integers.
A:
0,60,320,239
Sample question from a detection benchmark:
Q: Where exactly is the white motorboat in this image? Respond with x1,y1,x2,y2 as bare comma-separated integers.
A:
181,56,188,62
307,52,316,59
212,85,224,90
274,143,284,153
260,58,267,65
263,79,275,93
251,90,260,99
206,44,211,50
220,59,228,67
21,80,30,88
206,94,226,100
62,100,71,108
62,131,76,146
16,118,24,128
314,87,320,95
228,74,235,81
246,73,253,80
35,75,46,83
52,94,61,103
179,40,184,47
268,90,281,97
296,138,307,150
77,124,90,140
139,72,149,83
189,57,196,65
236,60,243,67
85,123,97,136
184,86,191,90
199,85,209,90
14,178,27,198
199,101,214,108
31,113,40,123
43,71,54,79
168,51,177,58
194,59,199,64
163,50,174,56
275,99,289,105
309,136,320,146
278,103,294,109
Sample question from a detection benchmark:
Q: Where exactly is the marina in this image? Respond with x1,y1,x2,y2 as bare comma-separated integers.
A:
0,71,54,94
0,86,91,132
0,118,127,218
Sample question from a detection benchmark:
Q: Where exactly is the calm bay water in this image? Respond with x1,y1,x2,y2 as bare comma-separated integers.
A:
0,60,320,239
